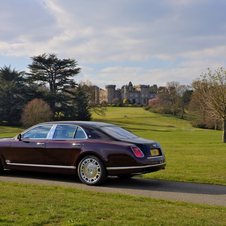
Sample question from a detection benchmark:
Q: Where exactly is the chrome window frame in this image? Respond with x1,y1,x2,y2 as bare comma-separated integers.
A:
20,124,54,140
49,124,88,140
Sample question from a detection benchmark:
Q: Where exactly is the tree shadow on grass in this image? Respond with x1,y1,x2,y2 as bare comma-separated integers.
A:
105,120,176,133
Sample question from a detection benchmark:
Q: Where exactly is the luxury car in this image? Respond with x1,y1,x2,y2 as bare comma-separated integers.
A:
0,121,166,185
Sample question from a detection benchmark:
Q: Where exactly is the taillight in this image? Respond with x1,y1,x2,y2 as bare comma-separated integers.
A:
131,146,144,158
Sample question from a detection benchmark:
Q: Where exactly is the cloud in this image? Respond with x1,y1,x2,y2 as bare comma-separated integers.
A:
1,0,226,63
1,0,226,89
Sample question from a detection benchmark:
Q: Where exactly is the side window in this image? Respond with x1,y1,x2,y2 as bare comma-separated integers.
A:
74,127,87,139
22,125,53,139
53,125,77,139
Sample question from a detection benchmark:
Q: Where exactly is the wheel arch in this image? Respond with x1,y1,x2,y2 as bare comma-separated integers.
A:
75,151,107,173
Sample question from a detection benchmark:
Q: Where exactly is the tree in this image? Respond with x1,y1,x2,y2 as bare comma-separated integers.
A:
192,67,226,143
0,66,39,125
155,82,192,118
68,85,91,121
149,84,158,92
157,81,180,115
177,85,192,119
188,92,222,129
21,99,53,127
27,53,81,115
112,98,120,104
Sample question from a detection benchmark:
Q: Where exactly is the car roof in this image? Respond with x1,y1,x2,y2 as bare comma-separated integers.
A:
38,121,116,128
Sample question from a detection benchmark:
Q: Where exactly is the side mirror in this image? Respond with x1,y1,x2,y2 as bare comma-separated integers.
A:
17,134,22,141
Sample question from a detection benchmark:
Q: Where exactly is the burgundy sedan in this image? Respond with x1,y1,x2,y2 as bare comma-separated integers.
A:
0,121,166,185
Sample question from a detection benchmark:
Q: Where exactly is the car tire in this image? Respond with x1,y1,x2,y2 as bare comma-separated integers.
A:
78,155,107,186
117,174,134,179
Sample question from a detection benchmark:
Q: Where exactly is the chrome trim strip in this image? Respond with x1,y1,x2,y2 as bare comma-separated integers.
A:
147,156,163,160
106,162,166,170
6,162,76,169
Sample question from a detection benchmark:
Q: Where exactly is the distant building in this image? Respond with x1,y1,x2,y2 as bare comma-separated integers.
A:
95,82,157,104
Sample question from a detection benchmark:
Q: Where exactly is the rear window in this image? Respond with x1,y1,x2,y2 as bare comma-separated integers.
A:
101,126,137,139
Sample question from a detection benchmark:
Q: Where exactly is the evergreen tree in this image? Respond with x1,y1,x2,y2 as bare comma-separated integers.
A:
0,66,38,125
27,53,81,115
64,85,91,121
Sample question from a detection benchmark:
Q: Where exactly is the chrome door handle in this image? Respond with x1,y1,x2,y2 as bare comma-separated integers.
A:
72,143,81,147
37,142,45,145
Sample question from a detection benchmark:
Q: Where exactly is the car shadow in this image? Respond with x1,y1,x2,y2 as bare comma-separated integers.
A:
1,170,226,196
104,176,226,195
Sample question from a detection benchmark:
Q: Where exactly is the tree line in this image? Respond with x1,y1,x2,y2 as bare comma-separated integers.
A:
146,68,226,143
0,53,93,127
0,54,225,142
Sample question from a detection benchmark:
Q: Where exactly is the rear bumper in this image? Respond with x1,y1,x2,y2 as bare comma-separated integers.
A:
107,161,166,176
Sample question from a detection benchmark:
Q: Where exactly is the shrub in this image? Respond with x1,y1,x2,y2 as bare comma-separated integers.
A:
148,97,159,106
112,98,120,104
123,99,130,105
143,104,151,110
100,101,107,106
21,99,53,127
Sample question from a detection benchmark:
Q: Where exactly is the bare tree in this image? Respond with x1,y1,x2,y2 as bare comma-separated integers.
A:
21,99,53,127
157,81,181,115
192,67,226,143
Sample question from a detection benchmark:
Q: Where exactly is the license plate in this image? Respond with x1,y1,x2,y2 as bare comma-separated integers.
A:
150,149,159,156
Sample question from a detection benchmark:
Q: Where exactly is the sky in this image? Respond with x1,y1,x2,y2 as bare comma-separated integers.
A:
1,0,226,89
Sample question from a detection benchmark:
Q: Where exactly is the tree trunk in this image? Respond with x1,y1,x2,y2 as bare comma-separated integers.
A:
180,106,184,119
223,119,226,143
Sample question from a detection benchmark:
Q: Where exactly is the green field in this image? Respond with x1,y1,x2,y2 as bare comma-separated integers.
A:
0,181,225,226
92,107,226,186
1,107,226,225
1,107,225,185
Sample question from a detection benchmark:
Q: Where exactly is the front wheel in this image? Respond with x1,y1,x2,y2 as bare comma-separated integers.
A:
77,155,107,186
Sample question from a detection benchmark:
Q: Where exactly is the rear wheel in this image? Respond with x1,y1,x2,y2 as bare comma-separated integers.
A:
78,155,107,186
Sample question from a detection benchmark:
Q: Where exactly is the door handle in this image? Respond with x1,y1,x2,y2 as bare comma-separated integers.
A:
72,143,81,147
37,142,45,145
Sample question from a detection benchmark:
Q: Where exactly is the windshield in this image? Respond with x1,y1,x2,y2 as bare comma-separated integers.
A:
101,126,138,139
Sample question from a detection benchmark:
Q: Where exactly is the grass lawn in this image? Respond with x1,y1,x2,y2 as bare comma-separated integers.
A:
0,125,25,138
0,107,225,185
92,107,226,186
0,181,225,226
0,107,226,225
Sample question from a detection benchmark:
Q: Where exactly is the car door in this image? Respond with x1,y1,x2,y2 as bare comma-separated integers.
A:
46,125,86,168
6,125,53,168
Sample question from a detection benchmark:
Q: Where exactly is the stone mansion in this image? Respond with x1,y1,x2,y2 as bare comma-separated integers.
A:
94,82,157,105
